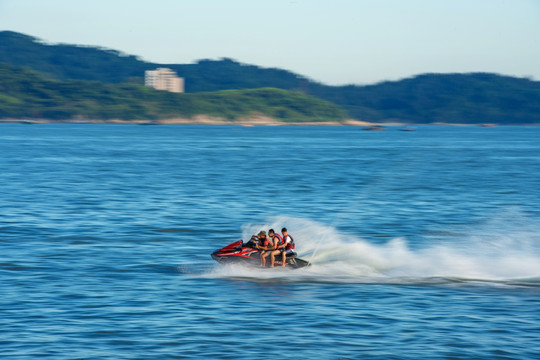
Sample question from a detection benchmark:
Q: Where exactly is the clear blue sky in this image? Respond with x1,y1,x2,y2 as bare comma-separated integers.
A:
1,0,539,85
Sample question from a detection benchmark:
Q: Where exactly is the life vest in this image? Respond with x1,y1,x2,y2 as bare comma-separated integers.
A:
271,234,283,246
283,235,295,250
261,237,272,247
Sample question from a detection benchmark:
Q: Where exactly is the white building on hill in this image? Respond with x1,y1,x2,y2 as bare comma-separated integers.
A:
144,68,184,93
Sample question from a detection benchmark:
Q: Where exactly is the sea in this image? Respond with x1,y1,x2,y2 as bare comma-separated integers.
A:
1,123,539,359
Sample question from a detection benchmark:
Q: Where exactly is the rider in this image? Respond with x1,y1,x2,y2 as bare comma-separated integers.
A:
259,229,282,267
256,231,269,247
256,230,270,265
277,227,295,267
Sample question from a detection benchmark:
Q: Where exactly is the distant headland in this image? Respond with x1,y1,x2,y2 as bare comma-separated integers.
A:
1,31,539,125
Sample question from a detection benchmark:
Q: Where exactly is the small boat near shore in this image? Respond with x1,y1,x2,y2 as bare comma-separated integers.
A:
363,125,385,131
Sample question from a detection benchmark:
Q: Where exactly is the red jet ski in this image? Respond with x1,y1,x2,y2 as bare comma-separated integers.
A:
211,238,310,269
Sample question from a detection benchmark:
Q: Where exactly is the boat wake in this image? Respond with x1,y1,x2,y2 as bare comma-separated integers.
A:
201,215,540,288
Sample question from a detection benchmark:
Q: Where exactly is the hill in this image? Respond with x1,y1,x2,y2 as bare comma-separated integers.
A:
313,73,540,124
0,31,306,90
1,31,540,124
0,63,347,122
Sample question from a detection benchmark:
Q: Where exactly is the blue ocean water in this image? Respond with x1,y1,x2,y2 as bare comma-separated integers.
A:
1,123,539,359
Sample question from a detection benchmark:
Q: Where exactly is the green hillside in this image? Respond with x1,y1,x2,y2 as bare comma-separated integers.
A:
0,31,148,83
1,31,540,124
313,73,540,124
0,31,306,90
0,63,347,122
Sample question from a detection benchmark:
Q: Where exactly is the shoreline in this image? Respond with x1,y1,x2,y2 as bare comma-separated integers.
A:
1,117,537,126
0,116,378,126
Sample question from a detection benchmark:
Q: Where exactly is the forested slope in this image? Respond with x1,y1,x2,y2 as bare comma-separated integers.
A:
0,63,346,122
1,31,539,124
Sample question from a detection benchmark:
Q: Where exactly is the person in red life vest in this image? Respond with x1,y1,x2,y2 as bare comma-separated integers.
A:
259,229,282,267
275,227,295,267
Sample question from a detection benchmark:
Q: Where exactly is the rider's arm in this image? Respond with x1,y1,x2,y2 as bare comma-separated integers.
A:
257,243,269,251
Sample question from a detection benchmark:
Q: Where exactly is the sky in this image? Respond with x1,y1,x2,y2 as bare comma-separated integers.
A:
1,0,539,85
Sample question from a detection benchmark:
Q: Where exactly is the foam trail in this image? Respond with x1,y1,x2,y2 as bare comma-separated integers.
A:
204,214,540,286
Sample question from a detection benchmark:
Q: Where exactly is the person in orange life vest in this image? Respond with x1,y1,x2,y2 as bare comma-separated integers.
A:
259,229,282,267
276,227,295,267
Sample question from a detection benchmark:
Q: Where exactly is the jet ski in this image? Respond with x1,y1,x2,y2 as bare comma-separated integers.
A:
211,238,310,269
